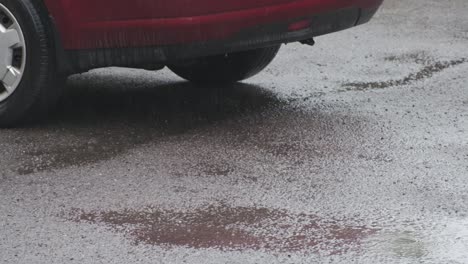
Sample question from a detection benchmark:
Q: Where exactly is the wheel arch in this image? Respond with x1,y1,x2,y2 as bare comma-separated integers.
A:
39,0,73,73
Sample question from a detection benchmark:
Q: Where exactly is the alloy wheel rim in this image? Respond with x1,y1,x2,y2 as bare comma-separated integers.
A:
0,3,26,103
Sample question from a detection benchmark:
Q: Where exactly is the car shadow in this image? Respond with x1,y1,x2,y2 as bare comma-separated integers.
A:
53,72,283,130
1,69,289,175
0,68,371,176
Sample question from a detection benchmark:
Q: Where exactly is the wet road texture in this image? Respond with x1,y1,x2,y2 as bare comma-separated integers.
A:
1,0,468,263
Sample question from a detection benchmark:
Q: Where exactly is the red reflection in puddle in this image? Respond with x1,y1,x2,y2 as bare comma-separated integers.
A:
70,205,375,253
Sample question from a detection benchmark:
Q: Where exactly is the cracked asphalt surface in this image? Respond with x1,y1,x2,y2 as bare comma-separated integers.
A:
1,0,468,263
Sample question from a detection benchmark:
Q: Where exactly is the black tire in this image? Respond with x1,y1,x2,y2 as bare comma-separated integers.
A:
168,46,281,84
0,0,62,127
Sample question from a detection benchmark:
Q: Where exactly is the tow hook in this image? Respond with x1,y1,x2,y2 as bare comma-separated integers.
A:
300,38,315,46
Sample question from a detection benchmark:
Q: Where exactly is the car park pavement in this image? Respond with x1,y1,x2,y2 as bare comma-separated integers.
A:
1,0,467,263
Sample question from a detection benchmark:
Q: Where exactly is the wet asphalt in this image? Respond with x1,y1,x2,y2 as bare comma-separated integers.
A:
1,0,468,263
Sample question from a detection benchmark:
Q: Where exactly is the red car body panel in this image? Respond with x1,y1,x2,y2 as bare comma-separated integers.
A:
43,0,383,50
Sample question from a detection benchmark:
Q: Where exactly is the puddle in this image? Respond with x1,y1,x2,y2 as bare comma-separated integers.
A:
173,161,237,178
164,107,369,181
70,205,376,253
362,217,468,262
15,128,154,175
343,58,467,91
370,230,428,259
383,51,432,65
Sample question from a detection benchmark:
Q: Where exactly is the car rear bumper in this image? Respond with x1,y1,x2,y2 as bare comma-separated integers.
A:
64,4,381,72
54,0,383,50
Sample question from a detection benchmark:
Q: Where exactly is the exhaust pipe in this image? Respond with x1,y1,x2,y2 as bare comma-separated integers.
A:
300,38,315,46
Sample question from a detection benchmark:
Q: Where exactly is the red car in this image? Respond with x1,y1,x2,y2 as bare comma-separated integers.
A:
0,0,383,125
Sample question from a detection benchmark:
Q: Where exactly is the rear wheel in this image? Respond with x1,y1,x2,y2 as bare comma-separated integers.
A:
168,46,281,84
0,0,62,127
